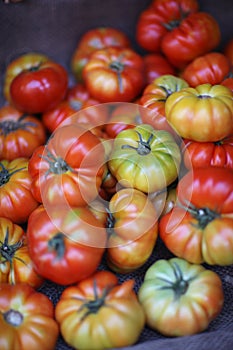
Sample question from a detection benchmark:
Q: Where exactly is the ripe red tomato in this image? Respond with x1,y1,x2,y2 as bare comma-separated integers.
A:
0,158,39,224
143,53,176,84
165,83,233,142
28,124,106,207
136,0,199,52
71,26,131,82
183,135,233,169
27,204,107,285
181,52,231,86
82,47,145,102
0,217,43,288
0,283,59,350
3,52,49,104
140,74,188,138
138,257,224,336
9,59,68,114
0,105,46,161
161,12,221,68
159,167,233,265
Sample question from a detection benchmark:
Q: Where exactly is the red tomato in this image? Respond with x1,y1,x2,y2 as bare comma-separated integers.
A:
55,271,145,349
181,52,231,86
183,135,233,169
82,47,145,102
0,217,43,288
0,105,46,161
0,158,39,224
28,124,105,207
3,52,49,104
143,53,176,84
161,12,221,68
9,60,68,114
71,26,131,82
27,204,106,285
140,74,188,139
136,0,199,52
159,167,233,265
0,283,59,350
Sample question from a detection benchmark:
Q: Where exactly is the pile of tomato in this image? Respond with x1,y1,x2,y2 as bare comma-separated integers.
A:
0,0,233,349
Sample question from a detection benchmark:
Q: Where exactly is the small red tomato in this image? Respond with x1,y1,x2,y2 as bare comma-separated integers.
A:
10,60,68,114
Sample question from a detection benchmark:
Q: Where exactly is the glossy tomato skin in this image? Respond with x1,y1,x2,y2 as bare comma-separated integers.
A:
3,52,49,104
0,283,59,350
136,0,199,52
27,205,107,285
71,26,131,82
161,12,221,69
159,167,233,265
108,124,181,193
0,217,43,288
28,124,105,207
140,74,188,138
10,61,68,114
165,83,233,142
55,270,145,349
183,135,233,169
143,53,176,84
0,158,39,224
181,52,231,87
83,47,145,103
106,188,159,273
0,105,46,161
138,258,224,336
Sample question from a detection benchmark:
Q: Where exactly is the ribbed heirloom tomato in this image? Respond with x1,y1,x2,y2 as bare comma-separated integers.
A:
71,26,131,82
106,188,159,273
55,270,145,349
27,204,107,285
0,105,46,161
181,52,232,87
159,167,233,265
28,124,105,207
82,47,145,102
183,135,233,169
165,83,233,142
140,74,188,137
138,258,224,336
0,158,38,224
0,283,59,350
0,217,43,288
